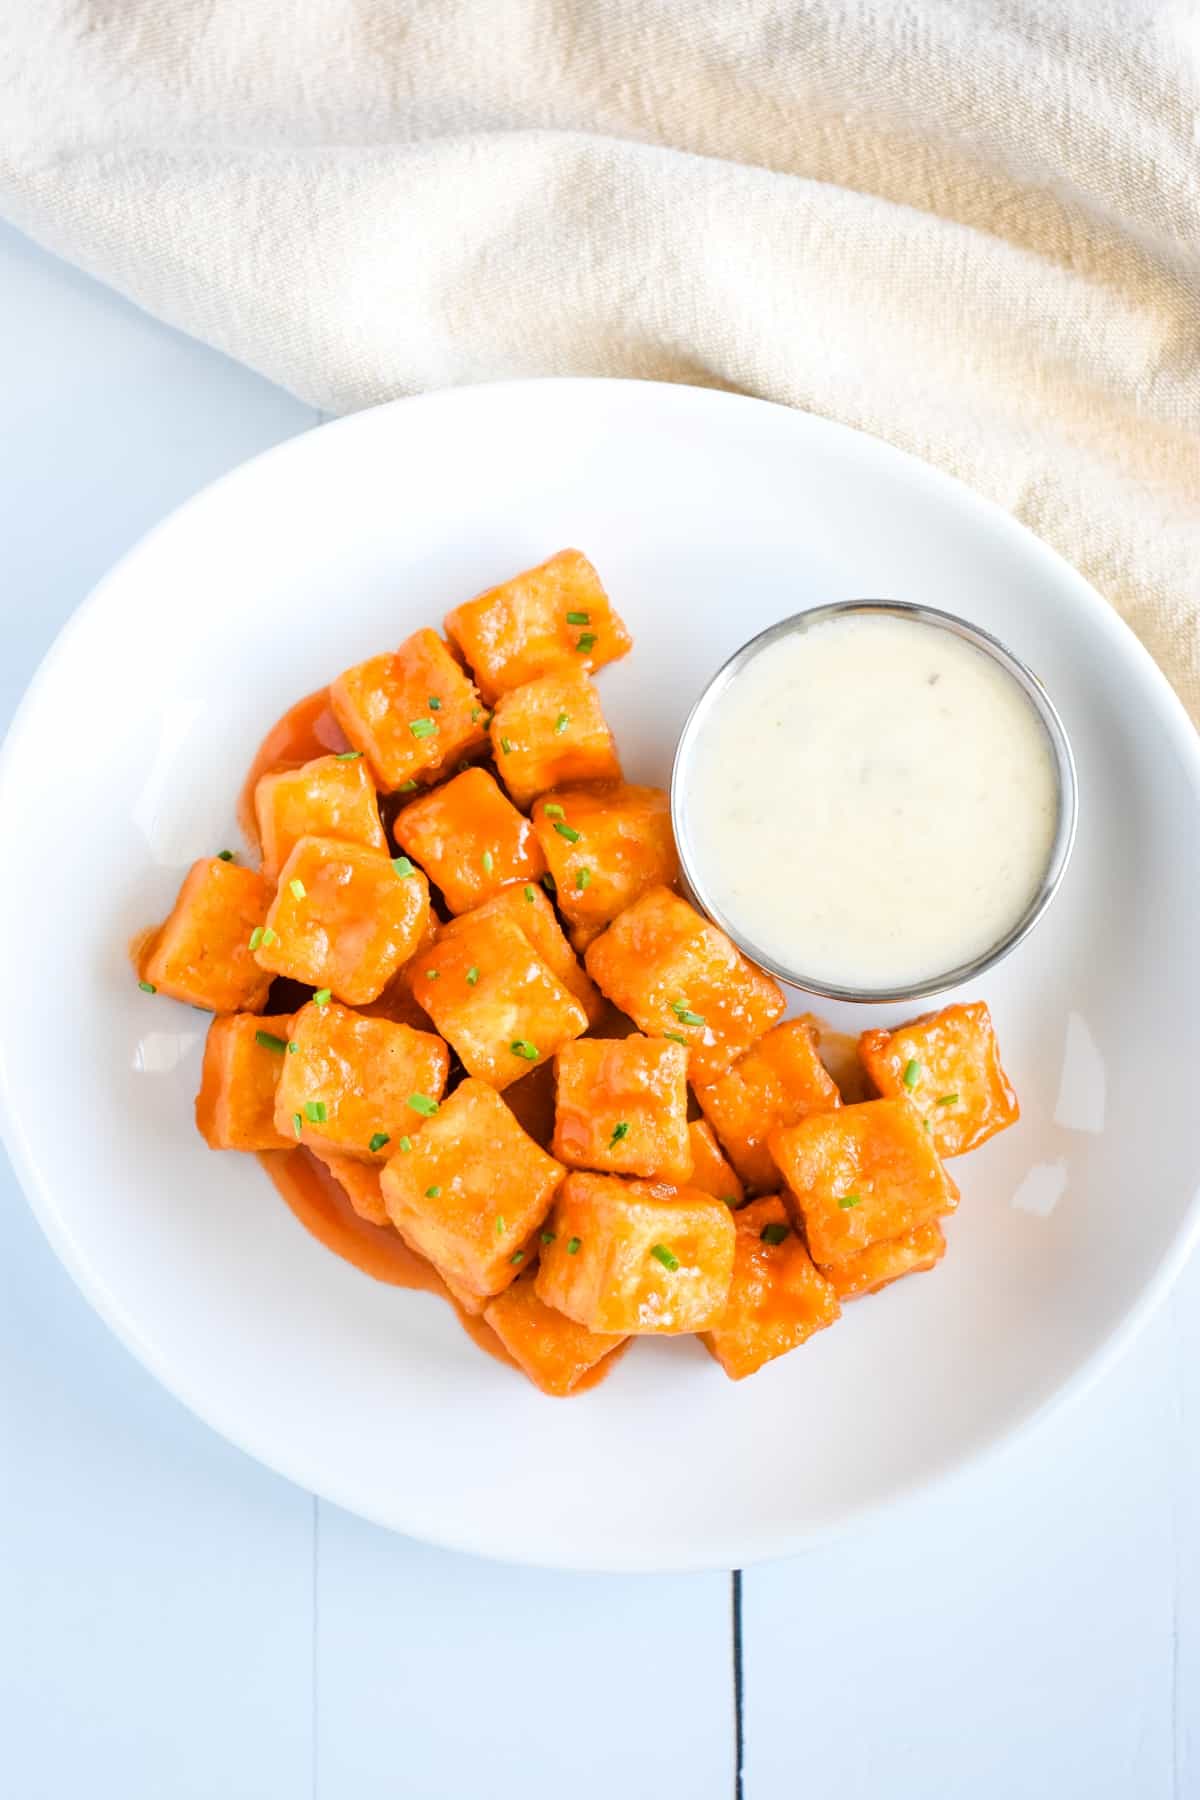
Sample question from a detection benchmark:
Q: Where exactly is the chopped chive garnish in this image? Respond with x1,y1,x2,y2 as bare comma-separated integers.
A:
409,718,437,739
407,1093,438,1116
937,1092,959,1106
500,736,513,754
524,885,536,902
510,1039,539,1060
609,1121,629,1146
495,1215,506,1236
217,849,235,861
289,878,307,900
424,1184,441,1199
392,856,416,877
288,1041,299,1054
138,979,156,994
565,610,590,625
566,1236,582,1255
760,1222,790,1245
651,1244,679,1271
425,968,439,980
313,988,332,1006
396,778,419,793
255,1030,288,1053
540,1230,557,1245
838,1192,861,1209
470,706,481,722
466,965,480,986
304,1101,327,1124
553,821,581,843
261,927,278,948
427,695,441,711
249,926,264,951
368,1133,390,1153
671,1001,705,1027
720,1195,738,1207
481,850,494,875
575,632,597,653
554,711,569,734
398,1136,412,1152
542,872,557,893
543,803,565,818
576,866,591,889
923,1119,932,1134
666,1031,687,1045
292,1112,303,1138
510,1250,525,1265
902,1059,921,1090
334,750,362,761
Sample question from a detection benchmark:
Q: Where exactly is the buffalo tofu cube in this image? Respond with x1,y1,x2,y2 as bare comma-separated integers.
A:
444,549,631,703
770,1099,959,1267
490,670,621,809
484,1267,627,1397
275,1000,449,1161
686,1120,745,1209
380,1078,565,1295
584,887,785,1084
329,627,488,792
552,1036,692,1182
824,1222,947,1301
695,1020,842,1194
195,1013,295,1150
858,1001,1019,1157
254,752,387,882
255,837,431,1005
142,857,273,1013
701,1197,840,1380
412,912,589,1088
393,767,546,914
438,882,602,1024
312,1150,390,1225
535,1172,735,1334
531,782,679,950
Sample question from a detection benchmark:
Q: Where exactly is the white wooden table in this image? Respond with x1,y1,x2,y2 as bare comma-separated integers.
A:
1,220,1196,1800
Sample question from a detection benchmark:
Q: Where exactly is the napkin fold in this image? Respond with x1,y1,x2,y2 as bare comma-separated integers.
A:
1,1,1198,713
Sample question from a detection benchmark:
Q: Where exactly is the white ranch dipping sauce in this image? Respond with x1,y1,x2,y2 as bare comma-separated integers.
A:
684,612,1059,991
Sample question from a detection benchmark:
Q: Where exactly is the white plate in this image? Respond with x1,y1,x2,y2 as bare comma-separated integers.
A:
2,379,1198,1572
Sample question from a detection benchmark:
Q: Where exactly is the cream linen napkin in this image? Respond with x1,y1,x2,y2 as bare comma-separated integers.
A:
1,1,1198,713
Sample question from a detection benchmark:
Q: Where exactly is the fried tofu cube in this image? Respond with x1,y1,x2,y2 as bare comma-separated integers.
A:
490,669,622,810
312,1150,390,1225
380,1078,565,1295
535,1171,736,1334
412,911,589,1089
254,752,387,882
484,1267,627,1396
584,887,785,1084
823,1222,947,1301
142,857,272,1012
195,1013,295,1150
275,1000,449,1162
392,767,546,915
701,1198,840,1380
858,1001,1020,1157
694,1020,842,1194
358,905,441,1032
687,1120,745,1209
255,837,431,1006
329,627,488,793
438,882,602,1024
552,1036,692,1182
770,1099,959,1267
444,549,632,703
531,782,679,950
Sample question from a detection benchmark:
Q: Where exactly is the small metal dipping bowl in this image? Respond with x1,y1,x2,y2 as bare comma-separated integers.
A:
670,600,1078,1004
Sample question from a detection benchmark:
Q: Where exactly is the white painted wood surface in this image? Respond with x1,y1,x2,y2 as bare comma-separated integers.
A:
0,219,1195,1798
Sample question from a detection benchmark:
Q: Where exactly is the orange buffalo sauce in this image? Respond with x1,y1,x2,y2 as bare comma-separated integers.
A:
238,688,350,852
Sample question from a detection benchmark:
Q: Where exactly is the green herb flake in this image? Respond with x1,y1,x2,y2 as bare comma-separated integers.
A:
289,878,307,900
427,695,441,711
540,1230,557,1246
470,706,481,722
666,1031,688,1046
566,1236,582,1256
304,1100,327,1124
255,1030,288,1054
902,1059,921,1090
407,1093,439,1116
509,1250,525,1265
524,885,536,903
424,1184,441,1199
936,1092,960,1106
288,1041,300,1054
409,718,437,739
671,1001,705,1027
760,1222,790,1245
425,969,440,980
651,1243,680,1271
217,849,235,861
261,926,278,948
500,737,513,755
543,803,565,819
576,866,591,890
575,632,597,654
398,1136,412,1152
838,1192,861,1210
554,711,569,734
248,926,264,951
292,1112,303,1139
313,988,332,1006
481,850,494,875
334,750,362,762
565,610,590,626
138,979,157,994
495,1215,506,1236
368,1133,390,1153
609,1121,630,1147
542,872,557,894
396,778,419,793
466,965,480,986
392,856,417,878
510,1039,539,1061
553,821,581,843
